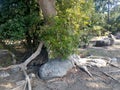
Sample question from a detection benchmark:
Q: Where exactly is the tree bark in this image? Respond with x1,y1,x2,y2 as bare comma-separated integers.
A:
38,0,57,18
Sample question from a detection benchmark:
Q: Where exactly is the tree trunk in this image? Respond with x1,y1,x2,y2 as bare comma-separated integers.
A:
38,0,57,18
34,0,57,65
23,0,57,65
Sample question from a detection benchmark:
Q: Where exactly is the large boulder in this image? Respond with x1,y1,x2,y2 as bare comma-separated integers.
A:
39,59,74,80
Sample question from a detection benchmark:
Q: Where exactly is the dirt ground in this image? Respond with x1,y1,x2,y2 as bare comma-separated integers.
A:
32,45,120,90
33,66,120,90
0,45,120,90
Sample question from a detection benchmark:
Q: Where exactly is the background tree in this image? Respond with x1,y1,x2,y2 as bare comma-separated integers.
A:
93,0,120,34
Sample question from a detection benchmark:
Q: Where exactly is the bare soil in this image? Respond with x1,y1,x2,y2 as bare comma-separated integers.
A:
0,45,120,90
32,45,120,90
33,66,120,90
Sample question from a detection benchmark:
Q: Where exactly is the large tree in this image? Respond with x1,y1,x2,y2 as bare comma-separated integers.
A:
0,0,95,59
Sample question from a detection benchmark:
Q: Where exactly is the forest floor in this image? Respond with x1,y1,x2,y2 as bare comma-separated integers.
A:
0,44,120,90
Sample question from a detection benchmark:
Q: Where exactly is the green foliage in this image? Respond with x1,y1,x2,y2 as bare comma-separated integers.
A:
39,17,76,58
0,0,41,41
0,18,26,40
108,5,120,33
93,0,120,34
38,0,95,58
0,0,100,59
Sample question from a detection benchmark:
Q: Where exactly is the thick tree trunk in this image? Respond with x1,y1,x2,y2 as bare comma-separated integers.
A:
32,0,57,65
23,0,57,66
38,0,57,18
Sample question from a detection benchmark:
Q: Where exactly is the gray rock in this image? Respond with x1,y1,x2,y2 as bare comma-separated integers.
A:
39,59,74,80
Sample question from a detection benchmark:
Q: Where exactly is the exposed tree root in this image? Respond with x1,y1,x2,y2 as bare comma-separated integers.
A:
108,63,120,69
0,42,44,90
0,43,120,89
78,65,93,78
107,70,120,73
100,71,120,84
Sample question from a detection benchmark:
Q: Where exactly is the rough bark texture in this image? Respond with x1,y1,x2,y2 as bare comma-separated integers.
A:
38,0,56,18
